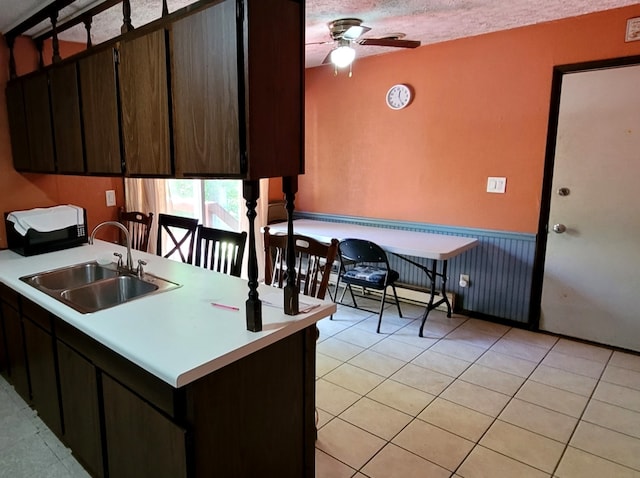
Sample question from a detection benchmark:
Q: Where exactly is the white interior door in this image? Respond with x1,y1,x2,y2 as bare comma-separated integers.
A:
540,64,640,351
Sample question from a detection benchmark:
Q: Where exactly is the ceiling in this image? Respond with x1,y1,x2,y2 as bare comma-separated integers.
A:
1,0,637,68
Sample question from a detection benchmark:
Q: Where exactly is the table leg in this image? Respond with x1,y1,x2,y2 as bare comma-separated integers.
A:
418,259,451,337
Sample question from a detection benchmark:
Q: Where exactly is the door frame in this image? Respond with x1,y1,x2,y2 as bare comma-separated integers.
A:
529,54,640,330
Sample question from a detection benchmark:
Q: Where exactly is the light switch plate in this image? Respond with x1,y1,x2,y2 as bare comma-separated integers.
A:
105,190,116,207
487,177,506,193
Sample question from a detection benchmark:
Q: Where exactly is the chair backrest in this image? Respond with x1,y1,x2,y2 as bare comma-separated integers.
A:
117,208,153,252
156,213,199,263
338,238,390,267
195,225,247,277
263,226,339,300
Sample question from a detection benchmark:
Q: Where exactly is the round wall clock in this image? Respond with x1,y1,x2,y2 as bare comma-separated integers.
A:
385,84,412,110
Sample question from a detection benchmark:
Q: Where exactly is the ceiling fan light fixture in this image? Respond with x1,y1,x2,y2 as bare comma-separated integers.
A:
330,45,356,68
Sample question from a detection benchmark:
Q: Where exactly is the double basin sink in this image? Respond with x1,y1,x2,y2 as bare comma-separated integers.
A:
20,261,180,314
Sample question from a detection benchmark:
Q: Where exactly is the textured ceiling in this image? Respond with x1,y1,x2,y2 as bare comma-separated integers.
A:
1,0,638,68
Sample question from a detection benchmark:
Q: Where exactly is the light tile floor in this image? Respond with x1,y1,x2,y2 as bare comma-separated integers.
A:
2,300,640,477
315,299,640,478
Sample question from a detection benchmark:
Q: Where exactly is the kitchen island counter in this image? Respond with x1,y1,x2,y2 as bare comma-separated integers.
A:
0,240,329,477
0,240,334,387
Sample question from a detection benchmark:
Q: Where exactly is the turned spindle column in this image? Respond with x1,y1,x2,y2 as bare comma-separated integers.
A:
84,18,93,48
283,176,299,315
121,0,134,33
7,36,17,79
50,12,61,63
243,180,262,332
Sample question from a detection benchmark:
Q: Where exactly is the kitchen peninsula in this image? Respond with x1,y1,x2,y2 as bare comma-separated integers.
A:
0,241,334,477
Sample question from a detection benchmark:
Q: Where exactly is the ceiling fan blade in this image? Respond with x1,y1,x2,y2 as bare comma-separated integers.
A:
358,38,421,48
342,24,371,41
305,40,333,46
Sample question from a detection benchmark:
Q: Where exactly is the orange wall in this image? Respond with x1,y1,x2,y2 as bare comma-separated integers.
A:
296,5,640,234
0,36,124,248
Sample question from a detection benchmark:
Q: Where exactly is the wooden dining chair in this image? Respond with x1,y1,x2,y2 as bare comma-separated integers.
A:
117,207,153,252
263,226,339,300
156,213,199,264
194,225,247,277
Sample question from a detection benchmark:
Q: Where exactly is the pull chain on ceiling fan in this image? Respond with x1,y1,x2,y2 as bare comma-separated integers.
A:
306,18,421,76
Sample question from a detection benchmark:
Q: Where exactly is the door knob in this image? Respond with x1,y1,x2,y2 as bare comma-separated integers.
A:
553,224,566,233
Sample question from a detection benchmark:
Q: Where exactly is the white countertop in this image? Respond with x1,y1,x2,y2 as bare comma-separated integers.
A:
267,219,478,260
0,241,335,388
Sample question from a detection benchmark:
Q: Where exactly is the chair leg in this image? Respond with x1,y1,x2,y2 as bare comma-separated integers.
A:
337,280,358,312
330,276,342,320
390,284,403,318
347,284,358,308
338,280,347,303
376,287,389,333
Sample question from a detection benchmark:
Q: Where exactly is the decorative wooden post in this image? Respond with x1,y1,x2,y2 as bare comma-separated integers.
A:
84,18,93,48
243,180,262,332
35,40,44,69
121,0,134,33
283,176,299,315
50,12,61,63
7,36,17,79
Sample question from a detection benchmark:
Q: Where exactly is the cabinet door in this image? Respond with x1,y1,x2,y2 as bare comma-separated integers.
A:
170,1,240,176
50,63,85,173
0,308,7,376
57,340,104,478
22,317,62,436
102,373,187,478
1,302,30,402
79,48,122,174
243,0,304,179
119,29,172,176
5,81,31,171
22,72,56,172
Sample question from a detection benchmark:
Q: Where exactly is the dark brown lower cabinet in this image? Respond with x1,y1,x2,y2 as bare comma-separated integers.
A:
0,310,7,375
22,317,62,436
102,373,187,478
2,286,316,478
57,340,104,478
185,326,316,477
1,299,30,402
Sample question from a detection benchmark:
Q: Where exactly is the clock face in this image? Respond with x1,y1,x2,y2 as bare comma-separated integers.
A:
386,84,411,110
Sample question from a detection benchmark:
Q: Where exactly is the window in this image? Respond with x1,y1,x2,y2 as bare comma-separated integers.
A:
125,176,268,278
165,179,242,232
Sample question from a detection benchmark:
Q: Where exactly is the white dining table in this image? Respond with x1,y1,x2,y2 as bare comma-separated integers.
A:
266,219,478,336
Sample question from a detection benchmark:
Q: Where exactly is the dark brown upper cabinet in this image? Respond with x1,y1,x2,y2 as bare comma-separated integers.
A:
170,0,304,179
5,81,31,172
49,62,85,174
119,29,172,176
79,47,122,175
170,1,240,177
5,0,303,181
22,72,56,173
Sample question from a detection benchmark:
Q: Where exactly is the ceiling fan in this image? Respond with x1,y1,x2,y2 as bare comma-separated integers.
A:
307,18,421,73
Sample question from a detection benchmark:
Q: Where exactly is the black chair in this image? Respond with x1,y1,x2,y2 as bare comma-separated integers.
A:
336,238,402,333
194,225,247,277
156,213,199,264
263,226,338,300
117,207,153,252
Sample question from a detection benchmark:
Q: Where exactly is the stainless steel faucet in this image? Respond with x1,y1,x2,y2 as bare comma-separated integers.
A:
89,221,134,272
